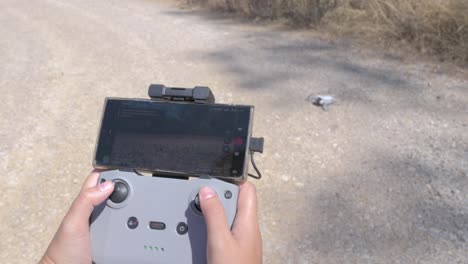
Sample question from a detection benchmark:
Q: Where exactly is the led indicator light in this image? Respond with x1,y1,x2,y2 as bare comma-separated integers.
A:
143,245,164,252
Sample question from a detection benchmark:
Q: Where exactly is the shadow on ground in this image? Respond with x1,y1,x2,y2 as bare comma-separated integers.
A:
274,152,468,262
162,7,468,262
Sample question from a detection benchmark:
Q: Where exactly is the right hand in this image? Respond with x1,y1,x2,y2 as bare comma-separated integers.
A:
199,182,262,264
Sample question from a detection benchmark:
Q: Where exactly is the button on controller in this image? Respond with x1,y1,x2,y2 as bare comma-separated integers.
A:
176,222,189,235
109,180,129,204
127,216,139,229
149,221,166,230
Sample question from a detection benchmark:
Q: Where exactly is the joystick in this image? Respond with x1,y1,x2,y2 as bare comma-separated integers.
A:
108,180,129,203
193,194,202,213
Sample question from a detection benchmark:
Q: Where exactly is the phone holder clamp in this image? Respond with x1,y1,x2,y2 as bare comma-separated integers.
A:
148,84,215,104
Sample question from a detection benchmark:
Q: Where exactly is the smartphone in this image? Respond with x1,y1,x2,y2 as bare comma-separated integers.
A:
93,98,254,181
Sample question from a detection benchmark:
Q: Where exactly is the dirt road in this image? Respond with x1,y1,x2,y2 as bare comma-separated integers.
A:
0,0,467,263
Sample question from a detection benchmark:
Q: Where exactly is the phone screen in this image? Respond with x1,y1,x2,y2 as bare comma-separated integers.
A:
94,98,253,178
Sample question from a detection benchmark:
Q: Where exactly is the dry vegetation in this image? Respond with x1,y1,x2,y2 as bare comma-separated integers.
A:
185,0,468,64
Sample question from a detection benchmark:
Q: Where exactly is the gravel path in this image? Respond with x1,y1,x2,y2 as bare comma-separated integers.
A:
0,0,467,263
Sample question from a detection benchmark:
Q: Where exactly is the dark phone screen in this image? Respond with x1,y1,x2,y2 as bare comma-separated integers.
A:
94,99,252,178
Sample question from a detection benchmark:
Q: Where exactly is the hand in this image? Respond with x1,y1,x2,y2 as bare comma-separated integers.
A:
199,182,262,264
39,170,114,264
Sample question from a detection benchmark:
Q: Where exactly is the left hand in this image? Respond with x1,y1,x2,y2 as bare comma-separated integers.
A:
39,170,114,264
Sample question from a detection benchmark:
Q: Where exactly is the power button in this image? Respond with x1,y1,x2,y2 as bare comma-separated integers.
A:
176,222,189,235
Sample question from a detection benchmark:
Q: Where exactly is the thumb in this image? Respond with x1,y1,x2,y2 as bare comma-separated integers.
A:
66,180,114,226
199,186,230,243
44,178,115,262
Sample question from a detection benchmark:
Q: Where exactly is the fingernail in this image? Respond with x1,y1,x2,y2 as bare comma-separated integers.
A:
200,186,216,200
98,180,113,192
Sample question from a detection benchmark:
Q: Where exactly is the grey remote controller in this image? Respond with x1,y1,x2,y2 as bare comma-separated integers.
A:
90,170,239,264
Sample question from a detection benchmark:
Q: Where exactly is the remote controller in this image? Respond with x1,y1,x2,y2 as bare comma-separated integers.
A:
90,170,239,264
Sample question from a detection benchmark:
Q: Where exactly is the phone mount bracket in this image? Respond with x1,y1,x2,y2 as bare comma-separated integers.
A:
148,84,215,104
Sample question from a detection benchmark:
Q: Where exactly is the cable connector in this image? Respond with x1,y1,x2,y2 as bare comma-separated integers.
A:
248,137,264,179
249,137,264,153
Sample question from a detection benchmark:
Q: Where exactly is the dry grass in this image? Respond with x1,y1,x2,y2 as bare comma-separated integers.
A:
184,0,468,64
